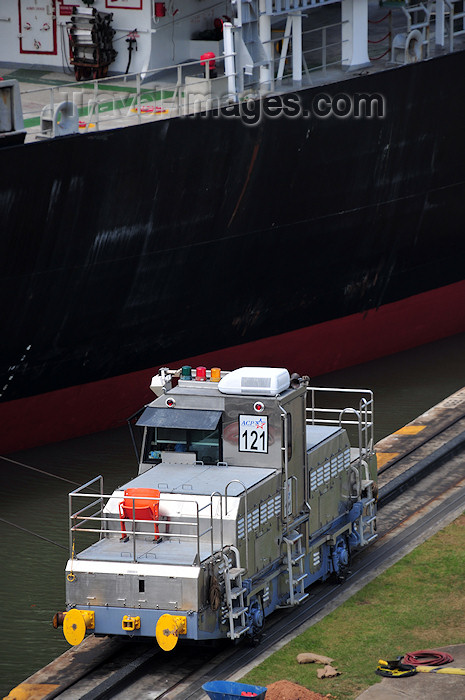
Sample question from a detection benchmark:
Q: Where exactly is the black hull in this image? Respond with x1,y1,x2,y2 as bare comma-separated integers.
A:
1,52,465,448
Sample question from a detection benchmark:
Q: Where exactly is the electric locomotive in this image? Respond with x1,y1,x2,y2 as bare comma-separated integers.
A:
57,366,377,650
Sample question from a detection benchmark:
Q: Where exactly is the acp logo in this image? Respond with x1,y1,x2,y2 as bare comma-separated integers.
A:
240,418,266,429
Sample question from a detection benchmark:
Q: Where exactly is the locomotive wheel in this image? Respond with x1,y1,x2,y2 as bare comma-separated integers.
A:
332,535,351,583
247,597,265,645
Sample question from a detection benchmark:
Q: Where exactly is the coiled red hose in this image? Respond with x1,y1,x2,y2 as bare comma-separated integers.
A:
403,650,454,666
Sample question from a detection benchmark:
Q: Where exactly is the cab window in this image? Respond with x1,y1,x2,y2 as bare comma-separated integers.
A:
144,425,221,465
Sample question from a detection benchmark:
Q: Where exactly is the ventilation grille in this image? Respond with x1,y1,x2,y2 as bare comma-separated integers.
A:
310,448,350,492
237,493,281,539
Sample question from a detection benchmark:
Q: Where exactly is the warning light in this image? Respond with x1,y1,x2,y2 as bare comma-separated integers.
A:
166,397,176,407
210,367,221,382
181,365,192,380
195,366,207,381
254,401,265,412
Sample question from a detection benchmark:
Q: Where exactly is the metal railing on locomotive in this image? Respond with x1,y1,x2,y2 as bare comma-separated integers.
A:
224,479,249,574
306,386,375,537
68,475,249,570
306,386,374,461
68,475,232,565
306,387,374,496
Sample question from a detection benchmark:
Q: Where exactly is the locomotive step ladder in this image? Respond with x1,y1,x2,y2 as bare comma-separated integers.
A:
224,564,250,640
283,530,309,606
359,479,377,547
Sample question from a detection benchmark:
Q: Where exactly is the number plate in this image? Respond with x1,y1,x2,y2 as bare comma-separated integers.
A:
238,415,268,453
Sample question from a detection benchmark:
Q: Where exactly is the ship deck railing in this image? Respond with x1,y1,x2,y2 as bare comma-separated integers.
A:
306,386,374,464
18,18,351,141
14,2,465,141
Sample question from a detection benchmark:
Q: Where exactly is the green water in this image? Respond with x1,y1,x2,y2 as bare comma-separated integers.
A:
1,332,465,696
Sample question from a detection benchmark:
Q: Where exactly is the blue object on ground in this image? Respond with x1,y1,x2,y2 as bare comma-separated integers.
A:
202,680,267,700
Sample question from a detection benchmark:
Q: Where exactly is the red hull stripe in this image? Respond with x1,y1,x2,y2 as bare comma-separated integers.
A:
2,280,465,454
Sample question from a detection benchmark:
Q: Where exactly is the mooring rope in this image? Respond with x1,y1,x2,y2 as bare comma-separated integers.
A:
0,454,79,485
0,517,67,550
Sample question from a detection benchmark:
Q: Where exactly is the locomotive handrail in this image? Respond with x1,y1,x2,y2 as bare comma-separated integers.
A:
69,474,104,495
349,464,361,500
306,386,374,458
290,475,298,515
72,515,201,529
197,500,214,564
71,499,102,520
359,397,374,452
210,491,224,553
69,486,226,563
69,475,104,558
279,404,293,532
225,480,249,574
71,509,104,533
339,407,363,463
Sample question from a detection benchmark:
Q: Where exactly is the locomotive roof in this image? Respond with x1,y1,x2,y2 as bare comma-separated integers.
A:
306,425,343,451
122,462,277,496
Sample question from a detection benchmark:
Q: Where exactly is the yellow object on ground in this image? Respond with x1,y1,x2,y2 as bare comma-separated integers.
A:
415,665,465,675
394,425,426,435
3,683,59,699
375,452,400,469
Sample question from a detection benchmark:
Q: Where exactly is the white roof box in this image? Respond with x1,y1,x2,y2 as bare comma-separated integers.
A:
218,367,290,396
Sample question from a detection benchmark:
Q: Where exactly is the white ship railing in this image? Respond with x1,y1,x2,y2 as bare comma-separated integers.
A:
21,53,235,137
20,19,349,138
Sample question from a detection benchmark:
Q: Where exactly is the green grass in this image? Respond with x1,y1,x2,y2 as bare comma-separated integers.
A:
241,513,465,699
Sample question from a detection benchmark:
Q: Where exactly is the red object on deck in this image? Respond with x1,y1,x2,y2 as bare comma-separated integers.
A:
200,52,216,70
119,488,160,541
154,2,166,17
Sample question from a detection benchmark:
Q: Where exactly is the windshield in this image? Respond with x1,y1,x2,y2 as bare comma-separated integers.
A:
144,425,221,465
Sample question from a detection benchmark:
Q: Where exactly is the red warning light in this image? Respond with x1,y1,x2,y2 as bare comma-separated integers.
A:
195,366,207,381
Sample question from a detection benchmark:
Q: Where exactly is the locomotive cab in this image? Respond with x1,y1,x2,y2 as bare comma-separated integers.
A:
61,366,377,649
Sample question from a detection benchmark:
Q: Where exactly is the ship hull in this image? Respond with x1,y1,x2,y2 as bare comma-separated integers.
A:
1,51,465,452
